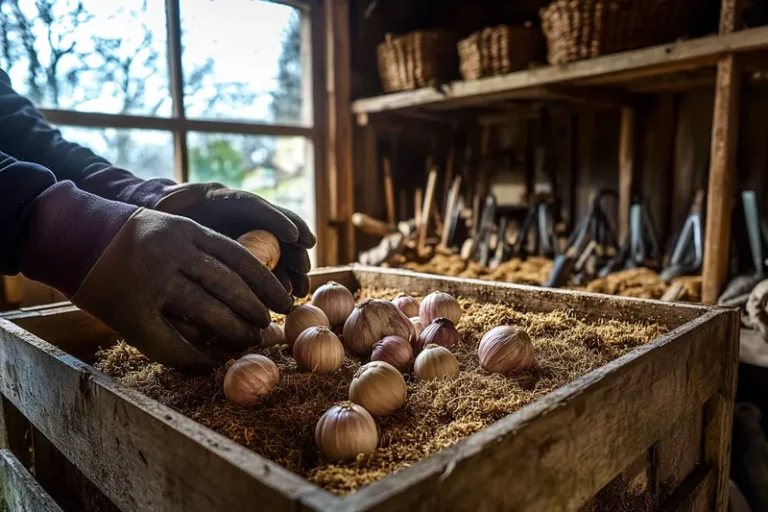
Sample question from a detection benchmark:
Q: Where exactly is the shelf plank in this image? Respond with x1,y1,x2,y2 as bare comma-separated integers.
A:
352,26,768,114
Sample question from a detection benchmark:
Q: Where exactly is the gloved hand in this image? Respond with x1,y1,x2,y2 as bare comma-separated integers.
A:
154,183,315,298
71,208,293,370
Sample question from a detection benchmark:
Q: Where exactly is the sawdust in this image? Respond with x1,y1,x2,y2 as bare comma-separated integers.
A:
95,288,666,496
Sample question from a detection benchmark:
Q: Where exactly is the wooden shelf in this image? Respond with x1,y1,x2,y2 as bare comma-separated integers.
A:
352,26,768,115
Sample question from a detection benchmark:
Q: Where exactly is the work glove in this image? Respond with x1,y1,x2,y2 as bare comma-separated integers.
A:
71,208,293,370
154,183,315,298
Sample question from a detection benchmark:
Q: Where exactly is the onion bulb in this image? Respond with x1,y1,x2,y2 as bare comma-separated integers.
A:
349,361,407,416
237,230,280,270
409,317,425,338
415,317,459,353
414,344,460,380
392,295,419,318
260,322,285,347
223,354,279,406
419,291,462,325
284,305,329,347
293,326,345,373
311,281,355,327
371,335,413,368
342,299,415,356
315,402,378,461
478,326,535,374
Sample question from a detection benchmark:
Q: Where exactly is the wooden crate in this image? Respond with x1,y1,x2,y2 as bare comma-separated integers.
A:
0,266,738,511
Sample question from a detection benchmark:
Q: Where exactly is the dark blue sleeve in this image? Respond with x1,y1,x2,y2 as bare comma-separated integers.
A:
0,149,136,295
0,69,174,208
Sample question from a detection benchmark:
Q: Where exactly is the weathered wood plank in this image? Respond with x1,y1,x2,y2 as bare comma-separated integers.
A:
0,320,336,512
704,308,741,511
702,0,745,304
0,449,62,512
351,27,768,114
339,309,736,511
656,408,704,503
660,466,716,512
347,266,711,329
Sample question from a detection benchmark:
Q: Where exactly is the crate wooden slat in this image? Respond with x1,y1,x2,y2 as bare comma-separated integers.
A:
0,449,62,512
0,266,738,511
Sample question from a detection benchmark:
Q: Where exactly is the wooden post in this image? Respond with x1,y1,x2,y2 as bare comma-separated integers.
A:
702,0,744,304
618,106,637,243
325,0,355,264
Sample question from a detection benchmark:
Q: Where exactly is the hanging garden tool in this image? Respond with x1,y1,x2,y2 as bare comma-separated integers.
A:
545,189,619,288
598,197,661,276
511,195,558,260
719,190,768,307
660,190,705,283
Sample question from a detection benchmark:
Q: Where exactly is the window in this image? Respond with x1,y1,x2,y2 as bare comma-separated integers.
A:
0,0,316,226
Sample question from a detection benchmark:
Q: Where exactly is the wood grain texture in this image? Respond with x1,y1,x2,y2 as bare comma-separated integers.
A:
702,0,746,304
351,27,768,114
656,408,704,503
0,449,62,512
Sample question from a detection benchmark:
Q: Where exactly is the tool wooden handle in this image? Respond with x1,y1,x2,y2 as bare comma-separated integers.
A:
352,213,395,237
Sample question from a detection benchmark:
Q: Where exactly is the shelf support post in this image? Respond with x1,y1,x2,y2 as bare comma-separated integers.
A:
618,106,638,243
702,0,745,304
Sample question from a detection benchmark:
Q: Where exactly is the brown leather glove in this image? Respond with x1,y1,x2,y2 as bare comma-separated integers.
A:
72,208,293,370
155,183,314,297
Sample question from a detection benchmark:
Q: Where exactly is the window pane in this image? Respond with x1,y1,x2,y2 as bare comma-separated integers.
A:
187,132,315,234
0,0,171,116
181,0,309,126
57,127,175,181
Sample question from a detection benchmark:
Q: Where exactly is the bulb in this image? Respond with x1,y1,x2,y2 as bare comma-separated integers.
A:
293,326,345,374
392,295,419,318
260,322,285,347
237,230,281,270
315,402,378,461
371,335,413,368
342,299,415,356
415,317,459,353
478,326,535,374
223,354,280,406
419,291,462,325
349,361,407,416
284,304,330,347
409,317,425,338
414,344,460,380
311,281,356,327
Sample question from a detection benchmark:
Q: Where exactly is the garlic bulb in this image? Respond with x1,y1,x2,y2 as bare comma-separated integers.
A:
392,295,419,318
223,354,280,406
293,326,345,374
342,299,415,356
284,305,330,347
371,335,413,368
349,361,407,416
410,317,425,338
237,230,281,270
311,281,355,327
315,402,378,461
419,291,462,325
415,317,459,353
260,322,285,347
414,344,460,380
478,326,535,374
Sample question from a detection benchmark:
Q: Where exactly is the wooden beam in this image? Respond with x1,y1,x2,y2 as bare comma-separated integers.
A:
325,0,355,264
351,26,768,115
702,0,745,304
311,1,331,266
0,449,62,512
618,107,637,243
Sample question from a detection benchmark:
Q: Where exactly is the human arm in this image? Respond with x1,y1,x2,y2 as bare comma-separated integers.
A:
1,151,292,369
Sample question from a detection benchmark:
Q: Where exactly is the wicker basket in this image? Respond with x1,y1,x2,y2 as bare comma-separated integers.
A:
376,31,456,93
458,25,546,80
540,0,696,65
